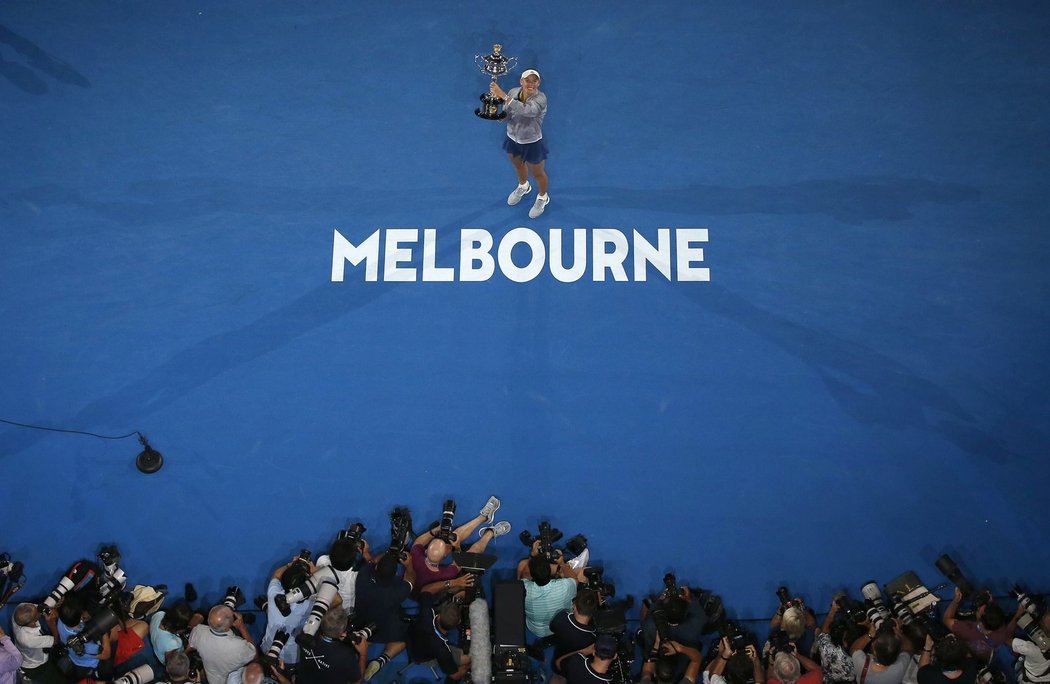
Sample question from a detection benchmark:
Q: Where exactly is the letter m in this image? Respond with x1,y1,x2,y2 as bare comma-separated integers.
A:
331,229,380,282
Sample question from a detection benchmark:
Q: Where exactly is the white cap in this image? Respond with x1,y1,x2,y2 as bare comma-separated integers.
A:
520,69,540,80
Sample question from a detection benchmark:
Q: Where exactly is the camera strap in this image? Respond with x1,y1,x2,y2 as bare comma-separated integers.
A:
860,655,871,684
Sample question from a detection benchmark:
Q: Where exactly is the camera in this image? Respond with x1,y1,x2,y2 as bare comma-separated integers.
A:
98,545,121,567
222,586,254,624
776,585,804,612
889,593,915,626
518,520,564,563
935,554,976,598
834,593,868,625
264,629,289,665
187,650,205,681
519,521,587,566
389,507,413,561
346,622,376,645
592,609,634,684
1014,585,1050,657
585,567,616,600
114,664,154,684
68,605,121,656
437,499,457,544
664,573,680,597
767,628,794,656
716,617,754,652
861,582,892,631
0,553,25,609
338,522,368,552
1013,585,1045,619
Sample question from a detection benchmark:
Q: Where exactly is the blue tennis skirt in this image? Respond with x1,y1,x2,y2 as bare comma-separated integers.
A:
502,136,549,164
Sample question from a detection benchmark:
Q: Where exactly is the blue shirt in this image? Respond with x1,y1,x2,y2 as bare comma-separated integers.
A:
57,620,100,668
149,611,185,663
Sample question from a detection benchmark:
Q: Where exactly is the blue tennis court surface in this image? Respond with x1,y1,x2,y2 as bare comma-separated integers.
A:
2,1,1049,622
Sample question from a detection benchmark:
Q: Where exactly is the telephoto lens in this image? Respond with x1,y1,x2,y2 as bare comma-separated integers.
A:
114,664,154,684
348,623,376,645
264,629,290,665
935,555,975,597
222,586,254,624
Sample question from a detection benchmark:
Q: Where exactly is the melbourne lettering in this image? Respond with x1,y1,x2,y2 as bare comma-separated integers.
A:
330,228,710,283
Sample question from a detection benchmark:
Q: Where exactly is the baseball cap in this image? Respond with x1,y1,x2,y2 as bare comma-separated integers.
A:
520,69,541,80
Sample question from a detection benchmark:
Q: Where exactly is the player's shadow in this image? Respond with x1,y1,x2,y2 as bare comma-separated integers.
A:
0,24,91,94
559,176,978,225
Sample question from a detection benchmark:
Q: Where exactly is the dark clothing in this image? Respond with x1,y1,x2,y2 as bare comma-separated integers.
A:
550,610,596,673
563,653,613,684
297,635,361,684
353,564,411,643
640,596,707,651
409,595,460,676
917,662,978,684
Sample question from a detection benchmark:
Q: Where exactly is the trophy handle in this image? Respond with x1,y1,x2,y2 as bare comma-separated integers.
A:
505,56,518,73
474,55,487,70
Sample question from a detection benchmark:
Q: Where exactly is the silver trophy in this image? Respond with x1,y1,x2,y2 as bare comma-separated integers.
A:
474,43,517,120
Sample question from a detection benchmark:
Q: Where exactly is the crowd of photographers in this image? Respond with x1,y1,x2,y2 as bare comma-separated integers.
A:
1,500,1048,684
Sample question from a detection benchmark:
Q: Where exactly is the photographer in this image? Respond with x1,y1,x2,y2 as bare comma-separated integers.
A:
640,583,707,656
1012,610,1050,683
407,592,471,682
549,589,599,680
357,550,416,680
187,605,256,684
298,609,367,680
0,624,22,684
165,651,201,684
411,496,508,598
150,603,200,664
767,648,822,684
942,588,1020,664
813,597,860,684
704,636,765,684
848,620,910,684
562,633,617,684
56,594,112,680
261,556,316,669
767,597,817,661
521,545,583,640
11,603,64,684
639,633,703,684
916,634,977,684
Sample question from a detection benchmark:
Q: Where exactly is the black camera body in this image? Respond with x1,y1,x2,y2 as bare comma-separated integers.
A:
0,554,25,609
585,567,616,600
935,554,976,598
776,585,805,612
97,545,121,567
187,649,205,681
835,594,868,625
519,521,587,564
436,500,457,544
338,522,368,551
389,507,413,561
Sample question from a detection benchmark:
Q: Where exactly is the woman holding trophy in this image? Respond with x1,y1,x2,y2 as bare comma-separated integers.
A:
490,69,549,219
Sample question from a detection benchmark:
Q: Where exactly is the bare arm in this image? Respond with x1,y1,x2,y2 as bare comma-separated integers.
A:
943,588,962,630
420,574,474,596
707,638,732,677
